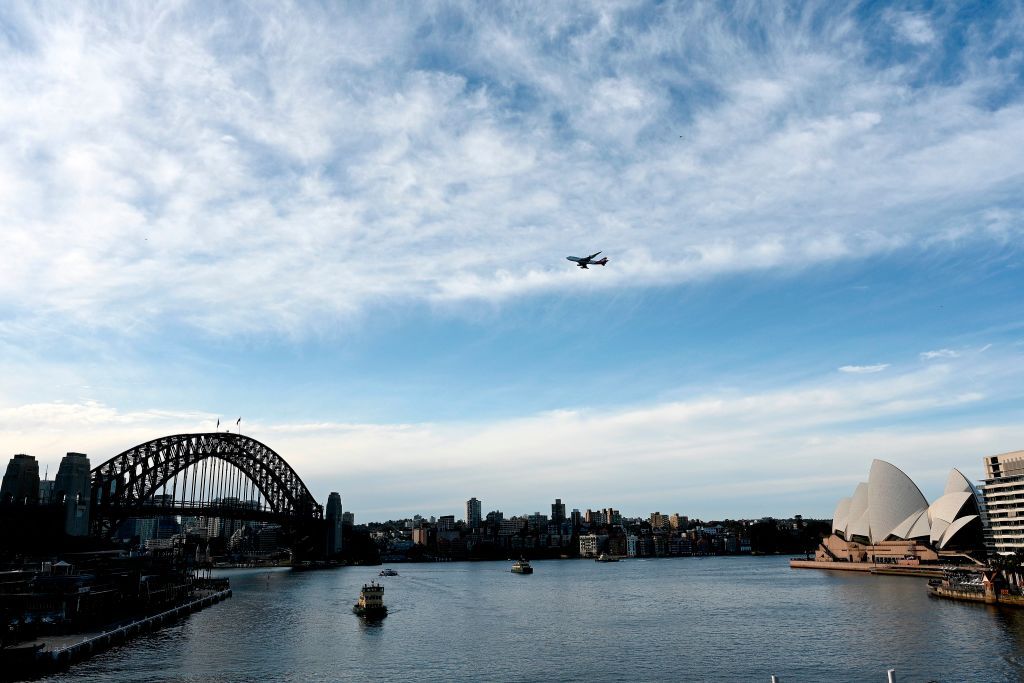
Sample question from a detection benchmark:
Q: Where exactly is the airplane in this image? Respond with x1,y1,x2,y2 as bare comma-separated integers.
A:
566,251,609,269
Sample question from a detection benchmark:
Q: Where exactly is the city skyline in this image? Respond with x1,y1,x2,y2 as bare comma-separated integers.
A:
2,3,1023,521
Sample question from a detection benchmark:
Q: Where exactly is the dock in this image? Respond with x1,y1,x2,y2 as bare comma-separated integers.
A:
1,588,231,679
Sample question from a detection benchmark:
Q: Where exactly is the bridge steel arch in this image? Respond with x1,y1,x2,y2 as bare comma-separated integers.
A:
90,433,323,524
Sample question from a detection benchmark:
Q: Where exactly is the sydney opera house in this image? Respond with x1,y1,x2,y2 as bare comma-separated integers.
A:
815,459,986,566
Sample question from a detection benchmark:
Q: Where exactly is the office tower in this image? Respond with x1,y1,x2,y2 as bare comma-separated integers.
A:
466,497,482,528
551,498,566,524
326,492,343,556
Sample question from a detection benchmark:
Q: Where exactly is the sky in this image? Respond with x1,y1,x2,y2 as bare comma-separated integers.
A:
1,1,1023,522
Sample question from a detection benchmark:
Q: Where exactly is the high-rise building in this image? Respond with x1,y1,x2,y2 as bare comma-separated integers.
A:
650,512,666,530
1,454,40,505
437,515,456,531
466,497,482,528
326,492,343,556
54,452,91,536
571,508,582,528
551,498,566,524
982,450,1024,555
342,511,355,528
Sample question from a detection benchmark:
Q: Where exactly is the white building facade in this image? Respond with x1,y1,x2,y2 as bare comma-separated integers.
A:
982,450,1024,555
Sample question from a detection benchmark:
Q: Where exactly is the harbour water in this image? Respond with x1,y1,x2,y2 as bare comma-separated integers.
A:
39,556,1024,682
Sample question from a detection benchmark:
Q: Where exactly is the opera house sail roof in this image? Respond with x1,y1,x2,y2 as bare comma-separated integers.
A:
831,460,982,550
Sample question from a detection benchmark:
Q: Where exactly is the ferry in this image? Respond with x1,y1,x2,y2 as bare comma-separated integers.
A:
353,581,387,618
595,553,619,562
511,558,533,574
379,568,399,576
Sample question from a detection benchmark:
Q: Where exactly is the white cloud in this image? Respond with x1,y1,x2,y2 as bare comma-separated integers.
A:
891,12,937,45
838,364,889,374
920,349,959,360
0,4,1020,338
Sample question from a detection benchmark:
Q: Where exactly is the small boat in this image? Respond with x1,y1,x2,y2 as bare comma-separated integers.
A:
595,553,619,562
511,558,533,574
353,581,388,618
379,568,399,576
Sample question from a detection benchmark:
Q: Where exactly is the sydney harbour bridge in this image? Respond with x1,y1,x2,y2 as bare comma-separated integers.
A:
86,432,328,555
1,432,343,559
91,432,322,526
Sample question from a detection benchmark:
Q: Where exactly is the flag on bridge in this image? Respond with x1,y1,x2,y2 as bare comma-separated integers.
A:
236,417,241,426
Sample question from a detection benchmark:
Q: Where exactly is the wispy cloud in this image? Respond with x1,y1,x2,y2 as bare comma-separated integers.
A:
0,3,1021,338
838,364,889,374
920,349,959,360
889,11,937,45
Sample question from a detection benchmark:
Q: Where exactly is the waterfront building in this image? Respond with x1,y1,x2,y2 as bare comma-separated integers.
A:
466,497,482,529
626,534,638,557
818,459,985,565
982,450,1024,555
54,452,91,536
551,498,566,524
1,454,40,505
669,535,693,556
326,492,343,556
579,534,599,557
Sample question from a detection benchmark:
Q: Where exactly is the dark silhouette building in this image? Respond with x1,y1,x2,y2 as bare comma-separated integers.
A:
1,454,40,505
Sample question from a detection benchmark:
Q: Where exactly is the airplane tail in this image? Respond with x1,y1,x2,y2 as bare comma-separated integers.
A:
597,258,608,266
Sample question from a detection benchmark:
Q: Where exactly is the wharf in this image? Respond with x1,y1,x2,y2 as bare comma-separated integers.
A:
929,584,1024,608
789,559,943,578
0,588,231,680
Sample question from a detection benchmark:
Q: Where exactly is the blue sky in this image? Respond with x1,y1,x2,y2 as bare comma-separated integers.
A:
1,1,1023,521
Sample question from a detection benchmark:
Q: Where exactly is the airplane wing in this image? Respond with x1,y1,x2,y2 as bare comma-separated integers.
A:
586,251,601,260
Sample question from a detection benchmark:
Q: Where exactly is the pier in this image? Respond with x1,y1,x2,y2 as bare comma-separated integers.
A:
1,587,231,679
